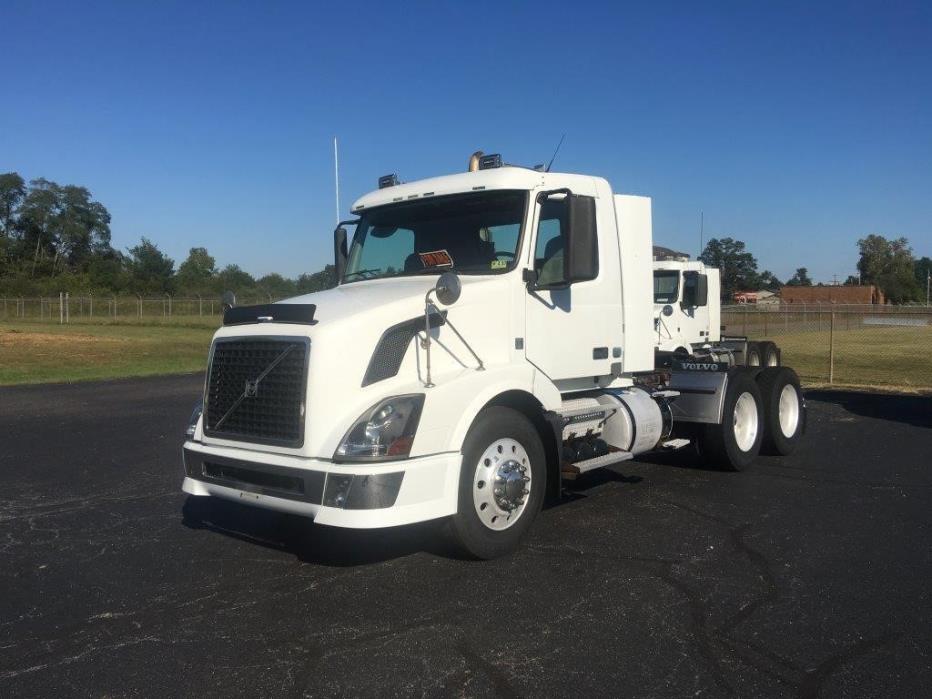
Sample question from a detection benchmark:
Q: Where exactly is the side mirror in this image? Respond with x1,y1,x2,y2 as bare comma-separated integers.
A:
695,274,708,307
681,271,708,308
334,226,348,282
563,195,598,284
434,271,461,305
221,290,236,312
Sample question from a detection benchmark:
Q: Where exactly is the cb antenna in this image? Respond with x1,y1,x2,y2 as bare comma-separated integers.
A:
333,136,340,225
545,133,566,172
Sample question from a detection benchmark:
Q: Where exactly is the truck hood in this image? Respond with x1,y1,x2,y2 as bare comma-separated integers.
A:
279,275,487,325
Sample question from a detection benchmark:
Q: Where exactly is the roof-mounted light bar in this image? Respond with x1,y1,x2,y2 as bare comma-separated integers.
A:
378,173,400,189
478,153,502,170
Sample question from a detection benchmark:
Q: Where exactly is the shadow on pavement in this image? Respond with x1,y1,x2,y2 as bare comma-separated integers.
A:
807,389,931,429
181,496,456,566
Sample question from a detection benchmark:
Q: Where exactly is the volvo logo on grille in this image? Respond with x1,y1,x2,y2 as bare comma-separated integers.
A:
244,379,259,397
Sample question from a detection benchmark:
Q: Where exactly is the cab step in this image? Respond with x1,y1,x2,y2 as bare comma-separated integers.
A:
561,450,633,480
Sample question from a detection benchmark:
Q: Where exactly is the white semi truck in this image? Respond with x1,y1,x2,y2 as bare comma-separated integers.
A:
182,154,806,558
652,254,781,367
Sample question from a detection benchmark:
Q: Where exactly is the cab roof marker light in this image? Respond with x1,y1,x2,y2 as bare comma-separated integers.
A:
378,173,400,189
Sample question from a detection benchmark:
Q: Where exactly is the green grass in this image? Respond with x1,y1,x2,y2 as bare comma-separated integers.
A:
749,326,932,390
0,322,215,385
2,320,929,390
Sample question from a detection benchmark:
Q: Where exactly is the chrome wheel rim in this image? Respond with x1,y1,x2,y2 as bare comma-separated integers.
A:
472,438,531,531
766,352,778,367
778,384,800,437
748,353,760,366
733,392,759,452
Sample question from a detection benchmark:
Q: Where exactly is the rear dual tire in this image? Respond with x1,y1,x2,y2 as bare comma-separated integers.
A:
746,341,779,367
699,369,764,471
757,367,805,455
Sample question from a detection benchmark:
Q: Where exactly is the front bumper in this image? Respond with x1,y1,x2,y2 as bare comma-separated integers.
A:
181,443,460,528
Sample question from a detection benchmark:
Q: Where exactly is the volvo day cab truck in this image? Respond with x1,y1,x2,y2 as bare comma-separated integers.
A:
652,255,782,368
182,153,806,559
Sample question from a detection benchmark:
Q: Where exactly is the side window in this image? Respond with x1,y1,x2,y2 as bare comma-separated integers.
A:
534,200,566,286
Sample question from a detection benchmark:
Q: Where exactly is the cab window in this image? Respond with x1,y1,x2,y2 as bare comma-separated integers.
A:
534,200,566,286
654,271,679,303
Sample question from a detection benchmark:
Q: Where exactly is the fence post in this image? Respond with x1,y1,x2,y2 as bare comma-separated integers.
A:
197,294,203,317
59,292,64,324
65,292,70,323
89,294,93,318
829,311,835,385
137,295,142,318
168,294,172,317
742,309,748,337
763,310,768,336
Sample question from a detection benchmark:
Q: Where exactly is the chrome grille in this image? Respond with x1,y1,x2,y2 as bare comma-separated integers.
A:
203,338,309,446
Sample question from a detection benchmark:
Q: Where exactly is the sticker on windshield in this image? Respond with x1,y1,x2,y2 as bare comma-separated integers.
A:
419,249,454,268
491,259,507,270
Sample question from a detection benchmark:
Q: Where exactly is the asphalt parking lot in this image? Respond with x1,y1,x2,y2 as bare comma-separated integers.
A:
1,376,930,697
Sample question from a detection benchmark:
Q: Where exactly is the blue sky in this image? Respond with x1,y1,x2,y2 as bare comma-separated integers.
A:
2,0,930,283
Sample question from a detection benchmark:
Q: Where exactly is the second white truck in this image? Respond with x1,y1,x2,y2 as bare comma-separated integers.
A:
182,154,806,558
653,253,781,367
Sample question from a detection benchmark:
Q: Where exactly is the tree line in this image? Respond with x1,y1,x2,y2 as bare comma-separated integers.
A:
2,171,928,302
699,235,929,303
0,173,336,298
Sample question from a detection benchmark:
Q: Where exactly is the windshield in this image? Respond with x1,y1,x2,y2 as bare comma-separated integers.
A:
653,270,680,303
343,190,527,282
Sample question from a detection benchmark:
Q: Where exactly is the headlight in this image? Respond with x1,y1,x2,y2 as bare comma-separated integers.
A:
185,401,203,440
334,394,424,461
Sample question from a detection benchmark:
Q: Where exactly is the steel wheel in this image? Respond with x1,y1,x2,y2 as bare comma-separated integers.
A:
472,438,532,531
733,391,760,452
778,383,800,438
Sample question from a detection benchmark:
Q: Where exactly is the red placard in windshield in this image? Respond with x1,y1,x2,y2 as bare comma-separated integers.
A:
418,249,454,268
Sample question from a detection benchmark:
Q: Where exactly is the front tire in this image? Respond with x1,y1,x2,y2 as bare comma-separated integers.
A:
699,369,764,471
448,407,546,559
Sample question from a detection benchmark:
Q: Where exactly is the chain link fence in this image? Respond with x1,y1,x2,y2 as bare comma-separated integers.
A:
0,294,280,326
3,296,930,390
722,305,932,390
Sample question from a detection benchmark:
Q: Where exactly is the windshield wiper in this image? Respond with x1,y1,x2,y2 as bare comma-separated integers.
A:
343,268,382,280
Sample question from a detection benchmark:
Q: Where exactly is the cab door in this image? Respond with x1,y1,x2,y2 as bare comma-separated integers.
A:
523,185,623,381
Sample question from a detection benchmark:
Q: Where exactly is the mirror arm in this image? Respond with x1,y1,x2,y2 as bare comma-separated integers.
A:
522,268,539,291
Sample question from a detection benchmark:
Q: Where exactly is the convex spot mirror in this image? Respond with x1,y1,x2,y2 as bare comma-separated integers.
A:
434,271,461,305
662,304,674,317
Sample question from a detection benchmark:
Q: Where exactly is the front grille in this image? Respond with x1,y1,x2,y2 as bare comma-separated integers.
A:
204,338,309,446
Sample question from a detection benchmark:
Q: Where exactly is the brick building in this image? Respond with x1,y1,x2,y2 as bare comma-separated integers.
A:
780,285,885,305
